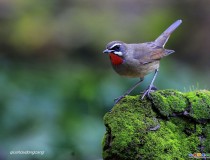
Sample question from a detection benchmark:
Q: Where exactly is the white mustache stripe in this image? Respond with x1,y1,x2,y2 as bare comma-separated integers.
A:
114,51,123,56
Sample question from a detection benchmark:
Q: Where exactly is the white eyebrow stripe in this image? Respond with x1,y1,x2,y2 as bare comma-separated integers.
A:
110,43,122,49
114,51,123,56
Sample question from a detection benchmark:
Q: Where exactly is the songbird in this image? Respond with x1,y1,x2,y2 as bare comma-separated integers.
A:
103,20,182,104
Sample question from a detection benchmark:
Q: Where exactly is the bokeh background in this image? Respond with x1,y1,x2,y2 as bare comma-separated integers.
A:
0,0,210,159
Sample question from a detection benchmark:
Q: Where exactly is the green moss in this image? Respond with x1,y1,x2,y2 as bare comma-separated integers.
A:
150,89,187,117
103,96,158,159
150,89,210,121
139,120,200,159
102,90,210,160
185,90,210,120
203,124,210,152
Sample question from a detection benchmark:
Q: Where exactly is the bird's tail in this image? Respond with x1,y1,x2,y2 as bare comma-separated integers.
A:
155,19,182,47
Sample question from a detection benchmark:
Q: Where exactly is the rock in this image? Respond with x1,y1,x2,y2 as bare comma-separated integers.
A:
102,89,210,160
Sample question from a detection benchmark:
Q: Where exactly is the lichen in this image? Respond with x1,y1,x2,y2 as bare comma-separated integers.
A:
102,89,210,160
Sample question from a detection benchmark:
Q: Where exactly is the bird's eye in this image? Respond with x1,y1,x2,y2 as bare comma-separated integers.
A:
111,45,120,51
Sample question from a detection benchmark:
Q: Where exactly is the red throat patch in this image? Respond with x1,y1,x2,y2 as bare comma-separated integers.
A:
109,53,123,65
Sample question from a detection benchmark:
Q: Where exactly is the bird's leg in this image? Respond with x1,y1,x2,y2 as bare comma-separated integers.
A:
141,69,159,99
114,78,144,104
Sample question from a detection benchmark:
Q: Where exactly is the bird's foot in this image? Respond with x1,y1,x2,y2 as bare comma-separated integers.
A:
141,85,157,99
114,95,125,104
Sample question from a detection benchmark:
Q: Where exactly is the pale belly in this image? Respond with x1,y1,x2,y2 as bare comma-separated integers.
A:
112,61,160,78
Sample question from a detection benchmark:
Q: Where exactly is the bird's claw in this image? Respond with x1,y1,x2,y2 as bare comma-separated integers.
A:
141,90,151,99
141,85,157,99
114,95,125,104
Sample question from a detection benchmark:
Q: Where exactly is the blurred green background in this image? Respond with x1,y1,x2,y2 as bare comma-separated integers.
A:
0,0,210,159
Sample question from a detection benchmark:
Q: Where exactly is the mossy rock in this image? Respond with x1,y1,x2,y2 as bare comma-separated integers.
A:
102,89,210,160
151,89,210,121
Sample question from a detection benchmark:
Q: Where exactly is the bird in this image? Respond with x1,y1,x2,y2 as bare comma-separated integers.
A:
103,19,182,104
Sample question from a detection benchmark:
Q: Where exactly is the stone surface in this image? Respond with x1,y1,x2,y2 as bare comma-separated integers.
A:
102,90,210,160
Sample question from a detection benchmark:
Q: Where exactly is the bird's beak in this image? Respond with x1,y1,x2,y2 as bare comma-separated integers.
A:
103,49,112,54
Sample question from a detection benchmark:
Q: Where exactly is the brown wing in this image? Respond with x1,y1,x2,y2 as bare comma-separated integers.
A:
132,42,174,64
